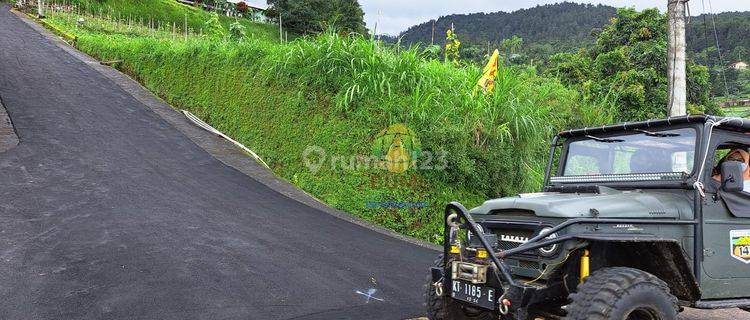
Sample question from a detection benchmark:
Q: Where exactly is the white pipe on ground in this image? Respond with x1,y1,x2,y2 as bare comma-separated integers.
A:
182,110,270,169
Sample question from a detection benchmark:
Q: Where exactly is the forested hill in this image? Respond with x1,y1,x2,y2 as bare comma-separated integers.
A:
398,3,616,48
688,11,750,63
397,2,750,64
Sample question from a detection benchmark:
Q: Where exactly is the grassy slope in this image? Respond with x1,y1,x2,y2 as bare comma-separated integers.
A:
71,0,278,41
44,8,613,243
723,106,750,117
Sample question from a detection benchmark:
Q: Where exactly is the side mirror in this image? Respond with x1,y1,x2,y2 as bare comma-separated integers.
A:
721,161,745,192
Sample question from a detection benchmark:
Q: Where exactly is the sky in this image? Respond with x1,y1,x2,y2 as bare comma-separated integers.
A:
359,0,749,35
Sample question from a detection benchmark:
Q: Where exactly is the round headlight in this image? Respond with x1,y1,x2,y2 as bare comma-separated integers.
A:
538,227,559,256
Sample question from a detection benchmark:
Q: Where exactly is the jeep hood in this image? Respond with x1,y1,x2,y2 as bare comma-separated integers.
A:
469,188,693,219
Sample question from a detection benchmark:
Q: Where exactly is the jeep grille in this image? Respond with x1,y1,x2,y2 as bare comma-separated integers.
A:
489,228,535,251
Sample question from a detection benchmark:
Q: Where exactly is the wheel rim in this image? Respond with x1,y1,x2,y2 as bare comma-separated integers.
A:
626,307,661,320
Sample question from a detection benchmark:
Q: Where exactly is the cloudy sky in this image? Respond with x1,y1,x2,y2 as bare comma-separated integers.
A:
360,0,748,35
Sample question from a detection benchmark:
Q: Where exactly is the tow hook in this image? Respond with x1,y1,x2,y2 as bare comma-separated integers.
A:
433,281,444,296
498,293,510,315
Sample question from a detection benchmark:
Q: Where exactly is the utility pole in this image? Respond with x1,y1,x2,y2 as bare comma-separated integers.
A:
431,20,435,46
37,0,44,18
667,0,689,116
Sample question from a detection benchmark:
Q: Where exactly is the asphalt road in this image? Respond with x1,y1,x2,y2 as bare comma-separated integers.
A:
0,4,747,320
0,4,436,320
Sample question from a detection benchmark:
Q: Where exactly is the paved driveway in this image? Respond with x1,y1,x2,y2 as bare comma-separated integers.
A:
0,4,435,319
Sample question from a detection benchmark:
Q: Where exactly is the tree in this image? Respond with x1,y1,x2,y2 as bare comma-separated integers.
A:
737,70,750,96
266,0,365,35
547,8,714,121
331,0,366,35
730,46,749,63
500,35,523,66
236,1,248,14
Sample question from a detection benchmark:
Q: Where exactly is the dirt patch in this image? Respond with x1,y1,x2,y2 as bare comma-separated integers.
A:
0,97,18,153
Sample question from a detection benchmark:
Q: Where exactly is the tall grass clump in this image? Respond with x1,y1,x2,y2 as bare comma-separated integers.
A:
270,31,612,195
54,16,614,242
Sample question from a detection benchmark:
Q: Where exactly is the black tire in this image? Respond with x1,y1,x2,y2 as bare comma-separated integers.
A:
565,267,678,320
425,255,497,320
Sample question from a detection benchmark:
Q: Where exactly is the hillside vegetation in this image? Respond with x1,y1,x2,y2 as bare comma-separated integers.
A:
41,2,612,243
399,2,750,63
397,2,750,100
66,0,278,40
399,3,616,55
547,8,716,120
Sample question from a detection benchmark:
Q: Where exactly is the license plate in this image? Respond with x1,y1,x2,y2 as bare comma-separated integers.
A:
451,280,497,310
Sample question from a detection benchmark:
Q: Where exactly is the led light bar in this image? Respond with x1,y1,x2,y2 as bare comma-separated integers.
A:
549,172,686,183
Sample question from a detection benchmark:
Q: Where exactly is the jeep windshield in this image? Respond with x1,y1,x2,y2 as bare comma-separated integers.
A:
552,127,697,183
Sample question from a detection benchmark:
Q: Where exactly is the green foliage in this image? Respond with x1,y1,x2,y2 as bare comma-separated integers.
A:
420,44,441,60
730,46,749,63
547,8,714,121
444,29,460,64
47,12,612,243
203,12,226,39
229,20,247,41
396,3,750,98
266,0,365,35
400,3,615,48
739,70,750,95
688,12,750,66
500,35,523,66
67,0,277,41
398,3,617,65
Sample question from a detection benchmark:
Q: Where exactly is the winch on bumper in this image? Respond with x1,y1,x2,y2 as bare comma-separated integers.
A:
430,202,583,319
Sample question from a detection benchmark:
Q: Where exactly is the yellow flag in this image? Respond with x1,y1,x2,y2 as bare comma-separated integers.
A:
476,49,500,93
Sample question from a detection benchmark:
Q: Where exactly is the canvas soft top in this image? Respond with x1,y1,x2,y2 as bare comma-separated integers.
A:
558,115,750,138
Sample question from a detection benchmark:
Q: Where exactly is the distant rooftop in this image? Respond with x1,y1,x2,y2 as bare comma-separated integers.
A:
730,61,748,70
225,0,268,10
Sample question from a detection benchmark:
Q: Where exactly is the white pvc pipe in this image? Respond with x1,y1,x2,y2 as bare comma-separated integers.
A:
182,110,270,169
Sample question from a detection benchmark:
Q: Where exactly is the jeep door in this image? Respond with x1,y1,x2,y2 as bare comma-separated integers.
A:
701,131,750,299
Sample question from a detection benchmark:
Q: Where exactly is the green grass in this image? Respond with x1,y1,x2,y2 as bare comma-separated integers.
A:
58,0,278,41
44,11,614,243
722,106,750,118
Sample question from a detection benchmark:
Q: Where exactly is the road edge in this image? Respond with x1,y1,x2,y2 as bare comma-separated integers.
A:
10,7,440,252
0,95,19,153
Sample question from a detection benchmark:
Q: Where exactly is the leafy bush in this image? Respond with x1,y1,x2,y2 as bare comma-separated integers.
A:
266,0,366,35
203,12,226,39
229,21,247,41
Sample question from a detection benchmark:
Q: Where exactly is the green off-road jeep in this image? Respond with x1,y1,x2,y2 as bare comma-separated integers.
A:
426,116,750,320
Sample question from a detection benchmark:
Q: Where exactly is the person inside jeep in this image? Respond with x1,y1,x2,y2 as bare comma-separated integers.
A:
710,148,750,218
712,148,750,191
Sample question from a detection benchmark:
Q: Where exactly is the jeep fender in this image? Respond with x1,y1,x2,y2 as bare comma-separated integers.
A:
576,235,701,302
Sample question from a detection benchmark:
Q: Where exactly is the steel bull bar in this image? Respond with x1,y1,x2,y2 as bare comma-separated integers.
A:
439,201,701,318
